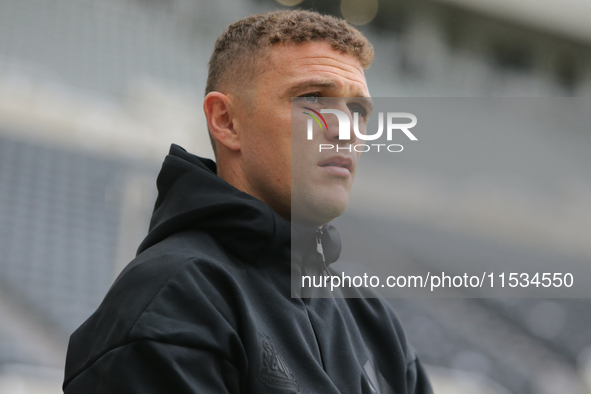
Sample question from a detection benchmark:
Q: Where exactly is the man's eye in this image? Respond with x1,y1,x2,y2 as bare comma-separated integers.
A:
304,96,319,103
350,106,367,118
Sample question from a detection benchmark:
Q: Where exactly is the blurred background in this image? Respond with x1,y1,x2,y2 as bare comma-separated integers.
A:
0,0,590,393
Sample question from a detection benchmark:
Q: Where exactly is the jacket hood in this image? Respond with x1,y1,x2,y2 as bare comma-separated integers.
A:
137,144,292,264
137,144,341,267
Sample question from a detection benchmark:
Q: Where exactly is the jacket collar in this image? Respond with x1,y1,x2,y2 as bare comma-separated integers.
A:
138,145,342,270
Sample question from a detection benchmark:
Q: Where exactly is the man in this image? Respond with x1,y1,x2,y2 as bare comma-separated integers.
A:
63,10,433,394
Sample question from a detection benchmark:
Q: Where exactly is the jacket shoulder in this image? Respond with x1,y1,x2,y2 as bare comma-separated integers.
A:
64,230,246,387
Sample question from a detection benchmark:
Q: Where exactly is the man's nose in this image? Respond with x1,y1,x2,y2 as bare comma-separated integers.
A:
323,102,357,144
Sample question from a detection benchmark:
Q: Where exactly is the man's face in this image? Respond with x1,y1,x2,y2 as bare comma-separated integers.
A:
232,41,370,225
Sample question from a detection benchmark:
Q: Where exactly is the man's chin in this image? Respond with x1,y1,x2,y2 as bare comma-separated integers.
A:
291,201,349,227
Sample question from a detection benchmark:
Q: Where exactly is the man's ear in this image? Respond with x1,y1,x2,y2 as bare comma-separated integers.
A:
203,92,241,151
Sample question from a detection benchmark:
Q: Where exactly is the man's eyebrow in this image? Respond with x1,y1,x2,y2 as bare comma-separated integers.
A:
286,79,339,96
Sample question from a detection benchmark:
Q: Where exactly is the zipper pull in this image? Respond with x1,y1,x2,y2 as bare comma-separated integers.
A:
316,236,325,263
315,229,330,276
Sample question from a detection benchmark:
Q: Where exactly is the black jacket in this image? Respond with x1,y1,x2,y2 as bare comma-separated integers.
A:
63,144,433,394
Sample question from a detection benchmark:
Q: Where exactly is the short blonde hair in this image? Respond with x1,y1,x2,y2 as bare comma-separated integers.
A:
205,10,374,95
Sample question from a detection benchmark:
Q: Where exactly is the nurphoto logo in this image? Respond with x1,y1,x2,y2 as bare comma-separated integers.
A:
303,107,418,153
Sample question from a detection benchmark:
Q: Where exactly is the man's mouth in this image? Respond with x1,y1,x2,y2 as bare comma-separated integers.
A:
318,156,353,175
320,163,347,168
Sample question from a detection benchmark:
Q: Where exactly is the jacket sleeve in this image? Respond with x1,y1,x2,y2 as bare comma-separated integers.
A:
355,297,435,394
63,254,247,394
63,339,241,394
406,352,434,394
